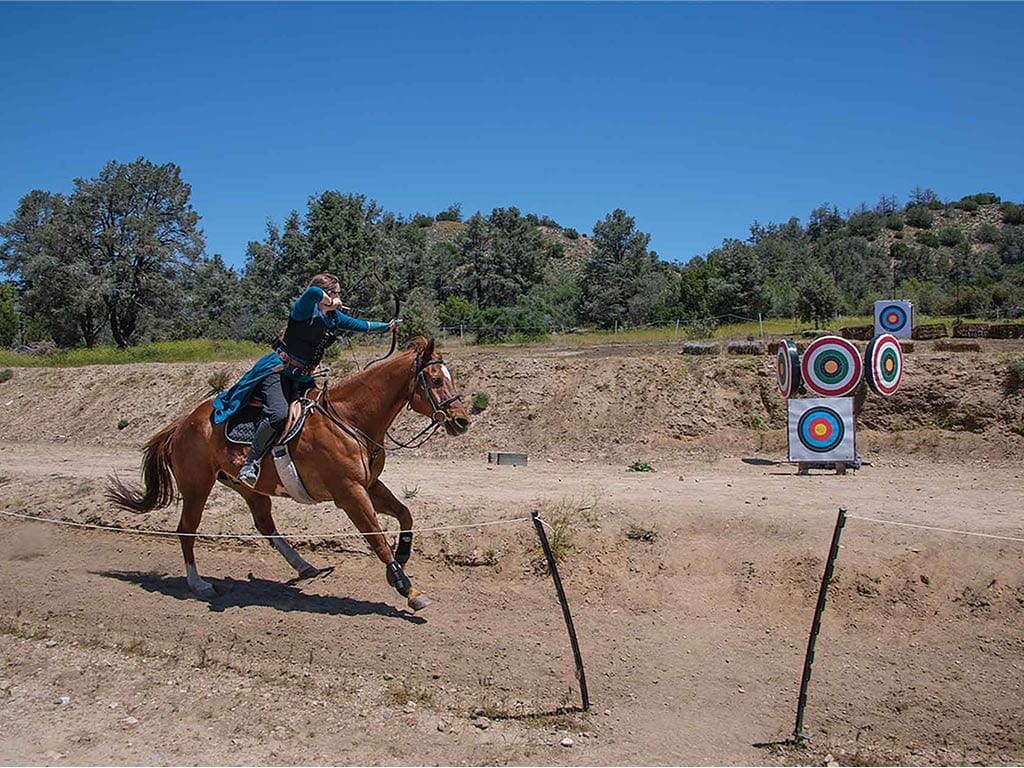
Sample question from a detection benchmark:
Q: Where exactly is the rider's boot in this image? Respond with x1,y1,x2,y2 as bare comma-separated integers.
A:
238,418,278,488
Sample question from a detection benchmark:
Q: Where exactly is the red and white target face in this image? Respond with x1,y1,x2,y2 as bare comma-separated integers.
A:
777,339,799,398
866,334,903,396
801,336,863,397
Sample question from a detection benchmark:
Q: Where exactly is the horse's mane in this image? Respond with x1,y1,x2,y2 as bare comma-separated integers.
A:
327,336,432,402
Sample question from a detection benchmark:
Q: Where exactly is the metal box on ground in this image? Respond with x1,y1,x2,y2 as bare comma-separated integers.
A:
488,451,528,467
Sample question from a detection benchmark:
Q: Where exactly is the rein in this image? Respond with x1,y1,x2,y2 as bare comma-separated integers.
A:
315,349,462,459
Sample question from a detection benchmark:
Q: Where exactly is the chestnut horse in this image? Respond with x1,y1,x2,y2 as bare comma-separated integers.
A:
107,337,470,611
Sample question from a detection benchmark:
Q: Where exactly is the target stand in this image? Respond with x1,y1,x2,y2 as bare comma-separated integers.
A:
788,397,858,475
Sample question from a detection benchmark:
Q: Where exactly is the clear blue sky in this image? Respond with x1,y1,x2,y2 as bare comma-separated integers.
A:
2,2,1022,270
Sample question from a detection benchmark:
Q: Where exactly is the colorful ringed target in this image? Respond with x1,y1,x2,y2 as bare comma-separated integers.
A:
776,339,801,398
801,336,863,397
874,300,913,339
787,397,856,463
797,405,845,453
865,333,903,397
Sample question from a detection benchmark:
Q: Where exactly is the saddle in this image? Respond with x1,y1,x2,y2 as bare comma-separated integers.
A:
224,389,318,447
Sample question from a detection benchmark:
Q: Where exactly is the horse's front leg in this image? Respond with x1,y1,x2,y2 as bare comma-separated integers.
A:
367,480,414,565
336,483,431,612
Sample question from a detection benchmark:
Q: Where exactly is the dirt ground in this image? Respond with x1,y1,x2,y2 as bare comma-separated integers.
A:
0,338,1022,766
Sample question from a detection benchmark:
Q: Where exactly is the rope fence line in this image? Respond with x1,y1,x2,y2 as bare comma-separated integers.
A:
2,506,1018,545
845,514,1024,544
0,509,536,541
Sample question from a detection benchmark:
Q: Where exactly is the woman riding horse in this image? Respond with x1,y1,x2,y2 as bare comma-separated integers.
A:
214,272,399,488
108,333,470,612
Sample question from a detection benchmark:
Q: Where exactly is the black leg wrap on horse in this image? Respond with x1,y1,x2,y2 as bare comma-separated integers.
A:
386,562,411,597
395,532,413,565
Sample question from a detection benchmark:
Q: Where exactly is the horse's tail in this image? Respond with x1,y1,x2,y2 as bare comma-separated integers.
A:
106,419,180,513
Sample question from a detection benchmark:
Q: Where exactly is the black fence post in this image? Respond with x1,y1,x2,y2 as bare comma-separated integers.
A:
531,510,590,711
794,506,848,741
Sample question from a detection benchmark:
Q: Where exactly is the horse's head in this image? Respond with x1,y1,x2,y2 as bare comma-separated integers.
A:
407,337,470,436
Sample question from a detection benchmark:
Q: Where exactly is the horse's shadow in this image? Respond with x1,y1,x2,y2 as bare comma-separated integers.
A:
94,570,426,624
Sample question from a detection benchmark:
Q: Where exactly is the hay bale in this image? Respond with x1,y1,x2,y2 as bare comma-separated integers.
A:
681,342,719,355
953,323,990,338
16,341,56,356
727,340,763,355
839,325,874,340
989,323,1024,339
935,338,982,352
912,323,948,340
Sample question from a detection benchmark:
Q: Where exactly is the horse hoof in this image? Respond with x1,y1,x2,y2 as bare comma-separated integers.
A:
193,584,216,600
408,594,432,612
297,565,334,581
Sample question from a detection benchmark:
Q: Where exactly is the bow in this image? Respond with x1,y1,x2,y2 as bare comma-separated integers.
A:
363,266,401,369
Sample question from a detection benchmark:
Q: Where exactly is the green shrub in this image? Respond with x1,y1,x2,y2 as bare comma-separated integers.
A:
206,369,232,395
628,460,654,472
471,391,490,412
970,192,1001,205
1000,203,1024,225
885,213,905,231
954,198,980,212
1007,357,1024,393
564,228,579,240
626,524,658,543
435,204,461,222
0,368,12,383
915,231,940,248
905,205,934,228
413,213,434,228
975,223,1000,244
938,227,965,247
848,211,881,238
471,306,547,344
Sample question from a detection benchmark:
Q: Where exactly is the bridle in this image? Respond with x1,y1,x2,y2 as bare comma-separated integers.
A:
384,350,464,449
412,349,463,419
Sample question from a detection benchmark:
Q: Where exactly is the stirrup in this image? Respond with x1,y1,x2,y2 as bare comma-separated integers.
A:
238,461,261,488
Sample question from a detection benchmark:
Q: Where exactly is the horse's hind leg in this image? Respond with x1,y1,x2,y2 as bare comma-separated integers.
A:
238,489,323,580
176,479,217,599
367,480,414,565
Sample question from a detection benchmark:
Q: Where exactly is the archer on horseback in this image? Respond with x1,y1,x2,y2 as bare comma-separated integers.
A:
212,272,400,488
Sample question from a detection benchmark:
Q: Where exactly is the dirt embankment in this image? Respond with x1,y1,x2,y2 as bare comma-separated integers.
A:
1,339,1022,461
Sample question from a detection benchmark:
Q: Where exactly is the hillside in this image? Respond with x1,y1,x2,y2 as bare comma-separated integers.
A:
1,337,1022,462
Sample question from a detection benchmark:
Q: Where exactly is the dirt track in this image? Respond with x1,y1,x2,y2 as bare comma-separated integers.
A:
1,341,1023,766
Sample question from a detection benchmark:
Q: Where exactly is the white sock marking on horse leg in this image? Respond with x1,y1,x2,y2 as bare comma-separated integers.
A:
186,563,212,594
270,535,313,573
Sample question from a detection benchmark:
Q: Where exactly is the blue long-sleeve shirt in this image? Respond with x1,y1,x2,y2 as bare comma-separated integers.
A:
282,286,390,365
211,285,390,424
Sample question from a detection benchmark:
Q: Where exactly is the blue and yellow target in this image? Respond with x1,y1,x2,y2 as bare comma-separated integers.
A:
874,300,913,339
797,407,844,453
788,397,856,463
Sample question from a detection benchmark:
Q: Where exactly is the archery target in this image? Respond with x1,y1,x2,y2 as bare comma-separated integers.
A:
865,333,903,396
801,336,863,397
788,398,856,462
874,300,913,339
776,339,801,398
